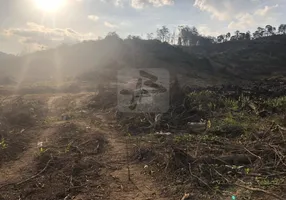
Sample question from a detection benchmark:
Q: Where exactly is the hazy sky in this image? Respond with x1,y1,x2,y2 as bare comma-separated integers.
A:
0,0,285,54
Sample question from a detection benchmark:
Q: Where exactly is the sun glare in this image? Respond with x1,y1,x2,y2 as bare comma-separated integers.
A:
35,0,65,12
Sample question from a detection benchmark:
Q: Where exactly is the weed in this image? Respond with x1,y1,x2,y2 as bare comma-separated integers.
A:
43,117,58,124
0,138,8,149
174,134,195,143
255,177,284,186
65,142,72,153
210,113,245,137
224,98,239,110
173,133,219,143
265,96,286,112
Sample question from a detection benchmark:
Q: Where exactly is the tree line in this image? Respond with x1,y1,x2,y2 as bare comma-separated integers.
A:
148,24,286,46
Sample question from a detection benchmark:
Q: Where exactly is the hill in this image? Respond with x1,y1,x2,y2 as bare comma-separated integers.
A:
0,35,286,87
1,35,286,200
0,52,14,59
187,35,286,81
0,38,216,87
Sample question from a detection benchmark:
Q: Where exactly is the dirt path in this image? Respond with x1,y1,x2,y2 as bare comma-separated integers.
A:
0,93,170,199
106,134,169,200
0,94,62,185
91,113,169,200
0,127,57,184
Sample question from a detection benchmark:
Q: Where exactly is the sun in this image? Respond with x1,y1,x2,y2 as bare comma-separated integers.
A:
34,0,66,12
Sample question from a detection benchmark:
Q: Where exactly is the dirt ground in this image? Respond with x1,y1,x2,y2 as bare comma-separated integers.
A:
0,93,171,200
1,79,286,200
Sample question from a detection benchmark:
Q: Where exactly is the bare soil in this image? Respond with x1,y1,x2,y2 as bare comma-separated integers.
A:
0,93,170,200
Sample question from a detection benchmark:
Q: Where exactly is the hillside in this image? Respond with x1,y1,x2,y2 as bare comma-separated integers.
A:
0,38,216,88
0,35,286,88
0,52,14,60
188,35,286,81
1,34,286,200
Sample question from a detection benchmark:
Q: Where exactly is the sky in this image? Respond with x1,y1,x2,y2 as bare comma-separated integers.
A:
0,0,285,54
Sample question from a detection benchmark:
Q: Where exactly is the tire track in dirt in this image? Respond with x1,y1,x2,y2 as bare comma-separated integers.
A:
0,94,68,185
0,127,57,184
1,93,170,200
106,135,168,200
87,114,170,200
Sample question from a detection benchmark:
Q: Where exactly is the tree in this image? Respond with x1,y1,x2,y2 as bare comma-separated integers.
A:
178,25,200,46
245,31,251,40
253,31,260,39
105,32,120,40
170,29,176,45
235,30,240,40
198,36,215,46
230,36,236,41
265,25,276,36
178,37,182,46
273,27,277,34
156,26,170,42
146,33,154,40
126,35,141,40
239,32,246,40
190,26,199,45
278,24,286,34
253,27,265,39
217,35,225,43
191,26,199,36
257,27,265,37
178,26,191,46
226,32,231,41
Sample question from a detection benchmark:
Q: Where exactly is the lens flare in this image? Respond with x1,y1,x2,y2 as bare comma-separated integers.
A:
34,0,66,12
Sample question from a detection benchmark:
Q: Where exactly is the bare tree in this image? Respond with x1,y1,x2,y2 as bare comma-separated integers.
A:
235,30,240,40
178,37,182,46
147,33,154,40
178,25,200,46
170,29,176,45
156,26,170,42
226,32,231,41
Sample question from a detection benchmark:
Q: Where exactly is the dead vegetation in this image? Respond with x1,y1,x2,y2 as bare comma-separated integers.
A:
1,76,286,200
0,96,47,166
0,122,108,200
108,78,286,199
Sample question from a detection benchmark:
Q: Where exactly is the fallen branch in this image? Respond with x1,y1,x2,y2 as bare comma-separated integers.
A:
0,158,53,190
235,183,283,200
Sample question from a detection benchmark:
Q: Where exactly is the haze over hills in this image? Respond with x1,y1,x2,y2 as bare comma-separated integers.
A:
0,33,286,88
0,37,215,87
0,52,12,59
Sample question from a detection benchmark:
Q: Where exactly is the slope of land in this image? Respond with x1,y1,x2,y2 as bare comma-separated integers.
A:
1,35,286,89
1,34,286,200
187,35,286,81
